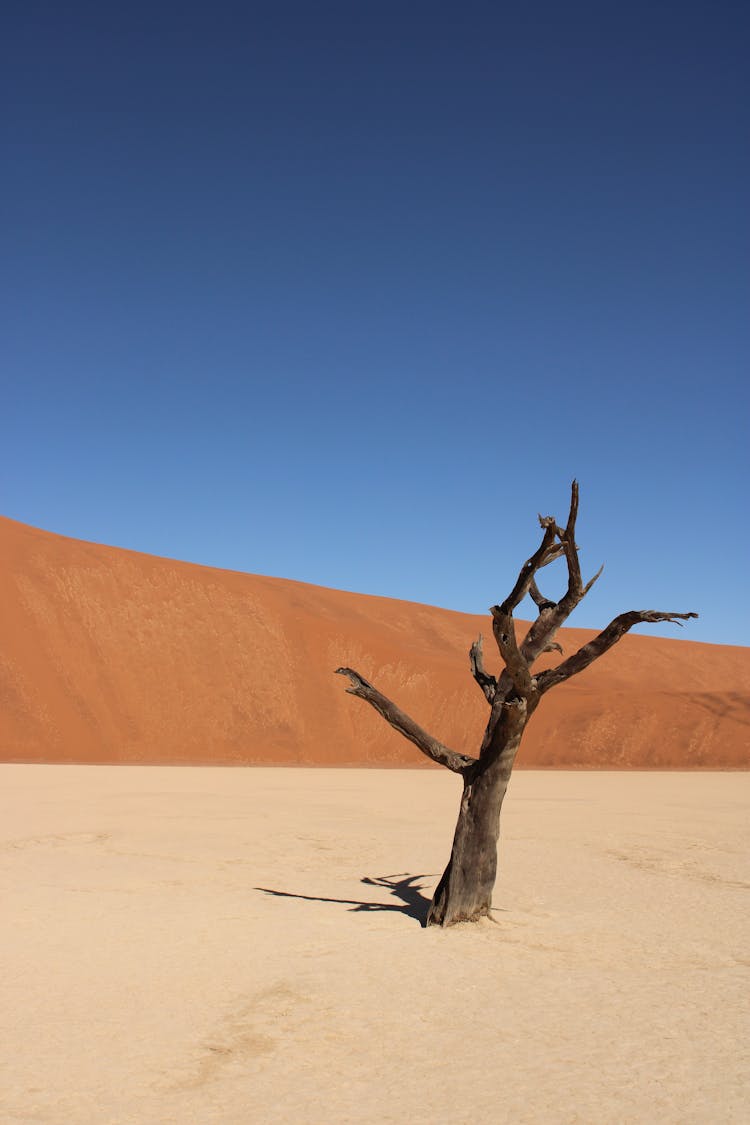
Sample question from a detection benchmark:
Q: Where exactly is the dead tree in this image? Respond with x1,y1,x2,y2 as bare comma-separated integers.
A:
335,482,697,927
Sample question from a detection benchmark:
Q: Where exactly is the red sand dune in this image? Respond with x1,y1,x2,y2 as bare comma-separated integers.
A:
1,514,748,768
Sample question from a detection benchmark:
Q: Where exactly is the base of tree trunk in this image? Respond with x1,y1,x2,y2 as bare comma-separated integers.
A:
426,860,494,926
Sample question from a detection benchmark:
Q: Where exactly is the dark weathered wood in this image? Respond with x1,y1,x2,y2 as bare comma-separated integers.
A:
427,701,529,925
335,484,697,927
469,635,497,703
551,479,584,610
583,564,605,596
520,483,599,664
536,610,698,693
529,576,556,613
334,667,476,774
496,518,558,619
490,605,535,698
426,770,502,925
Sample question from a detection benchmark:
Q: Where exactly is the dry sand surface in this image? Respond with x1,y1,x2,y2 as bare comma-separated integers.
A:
2,514,749,769
2,766,748,1125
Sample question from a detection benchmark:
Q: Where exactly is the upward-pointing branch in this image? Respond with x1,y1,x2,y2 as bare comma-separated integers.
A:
469,635,497,703
490,605,535,697
497,520,559,617
554,479,584,611
487,514,564,698
520,482,605,665
334,668,477,774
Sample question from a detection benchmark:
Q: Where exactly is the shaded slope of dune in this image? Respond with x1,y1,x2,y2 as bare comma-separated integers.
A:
1,515,748,767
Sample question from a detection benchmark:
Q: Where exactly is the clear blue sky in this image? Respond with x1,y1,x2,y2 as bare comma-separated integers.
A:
3,2,748,645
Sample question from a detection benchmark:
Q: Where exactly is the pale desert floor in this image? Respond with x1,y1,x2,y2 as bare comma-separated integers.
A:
1,767,748,1125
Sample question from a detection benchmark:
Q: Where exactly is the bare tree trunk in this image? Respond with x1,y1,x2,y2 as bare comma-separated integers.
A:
427,711,527,925
427,762,505,925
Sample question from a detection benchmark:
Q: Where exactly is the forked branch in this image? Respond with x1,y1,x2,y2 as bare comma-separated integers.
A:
497,520,558,617
334,667,477,773
490,606,535,697
488,508,566,695
536,610,699,693
521,483,604,664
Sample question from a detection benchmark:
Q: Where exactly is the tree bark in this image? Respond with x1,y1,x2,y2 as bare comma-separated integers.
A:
334,667,476,773
427,703,529,925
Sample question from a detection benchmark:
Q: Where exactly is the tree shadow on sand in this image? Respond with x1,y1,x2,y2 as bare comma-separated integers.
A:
255,873,433,926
